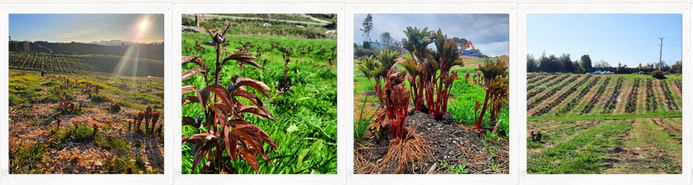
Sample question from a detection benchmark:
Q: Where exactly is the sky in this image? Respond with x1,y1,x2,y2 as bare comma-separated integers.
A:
354,14,509,57
527,14,682,68
9,14,164,44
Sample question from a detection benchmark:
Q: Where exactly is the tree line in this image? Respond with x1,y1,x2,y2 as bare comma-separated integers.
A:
527,52,682,74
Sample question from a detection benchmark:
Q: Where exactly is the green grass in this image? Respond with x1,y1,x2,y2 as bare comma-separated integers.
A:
529,111,682,122
181,33,337,174
448,78,509,136
10,143,46,174
528,119,631,174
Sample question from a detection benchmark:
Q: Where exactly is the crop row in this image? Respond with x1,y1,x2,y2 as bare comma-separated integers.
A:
674,81,682,91
8,52,134,75
659,80,679,110
557,76,601,115
601,77,624,114
527,73,541,80
527,74,550,85
527,87,546,101
580,77,612,114
527,75,579,111
624,78,641,113
645,79,658,112
527,75,564,91
532,75,593,116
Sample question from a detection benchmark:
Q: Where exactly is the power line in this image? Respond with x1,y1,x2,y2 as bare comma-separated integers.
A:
567,44,659,55
528,37,682,41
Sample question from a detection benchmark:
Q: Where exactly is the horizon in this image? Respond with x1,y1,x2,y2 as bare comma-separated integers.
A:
9,14,165,44
527,14,682,67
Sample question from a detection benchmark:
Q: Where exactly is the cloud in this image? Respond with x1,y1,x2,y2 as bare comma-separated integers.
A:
354,14,509,56
473,41,509,57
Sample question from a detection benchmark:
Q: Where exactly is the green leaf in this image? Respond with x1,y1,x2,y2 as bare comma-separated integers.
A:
296,148,311,170
287,124,299,133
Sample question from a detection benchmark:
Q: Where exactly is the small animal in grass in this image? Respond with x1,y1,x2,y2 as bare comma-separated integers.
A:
531,131,543,142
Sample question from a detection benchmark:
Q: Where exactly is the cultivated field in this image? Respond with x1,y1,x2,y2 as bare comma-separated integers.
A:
181,33,338,174
526,73,682,174
9,51,164,77
9,71,164,174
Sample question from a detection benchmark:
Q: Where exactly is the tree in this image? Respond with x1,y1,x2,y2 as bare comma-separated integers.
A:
527,54,537,72
573,60,585,73
451,37,469,52
538,52,552,72
560,54,573,72
580,54,593,72
379,32,394,46
672,60,682,74
593,59,611,69
360,14,373,41
655,60,669,71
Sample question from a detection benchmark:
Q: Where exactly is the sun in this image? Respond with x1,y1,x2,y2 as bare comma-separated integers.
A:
140,21,147,30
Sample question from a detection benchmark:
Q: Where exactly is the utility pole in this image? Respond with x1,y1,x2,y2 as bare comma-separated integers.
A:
659,37,664,70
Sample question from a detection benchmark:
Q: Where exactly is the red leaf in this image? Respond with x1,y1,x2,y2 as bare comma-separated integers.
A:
207,84,234,116
182,56,206,68
223,53,264,70
240,149,260,174
182,67,207,81
182,85,198,95
232,77,271,99
182,117,199,128
235,123,279,151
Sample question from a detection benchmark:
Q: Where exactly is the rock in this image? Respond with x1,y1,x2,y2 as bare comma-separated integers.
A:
67,142,74,147
95,161,103,167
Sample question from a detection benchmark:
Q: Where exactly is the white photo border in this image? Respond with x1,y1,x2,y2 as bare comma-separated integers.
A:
345,3,518,185
0,3,173,185
518,3,691,185
172,3,346,185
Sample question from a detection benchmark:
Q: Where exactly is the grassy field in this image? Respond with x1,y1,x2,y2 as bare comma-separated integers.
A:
9,51,164,77
9,71,164,174
181,32,338,174
183,14,336,40
527,73,682,174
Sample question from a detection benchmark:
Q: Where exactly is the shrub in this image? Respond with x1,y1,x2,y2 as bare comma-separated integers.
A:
400,26,434,112
652,70,666,79
9,94,22,106
357,49,400,132
423,29,464,120
382,68,409,139
475,59,509,130
91,94,111,102
181,23,277,174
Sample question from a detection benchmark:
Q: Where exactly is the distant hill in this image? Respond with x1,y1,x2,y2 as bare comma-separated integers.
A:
88,40,162,46
41,42,164,61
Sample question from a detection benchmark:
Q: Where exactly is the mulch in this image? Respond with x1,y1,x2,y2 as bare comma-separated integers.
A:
355,110,509,174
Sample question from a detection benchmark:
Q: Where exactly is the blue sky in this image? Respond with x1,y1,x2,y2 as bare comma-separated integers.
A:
9,14,164,43
527,14,682,67
354,14,509,57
